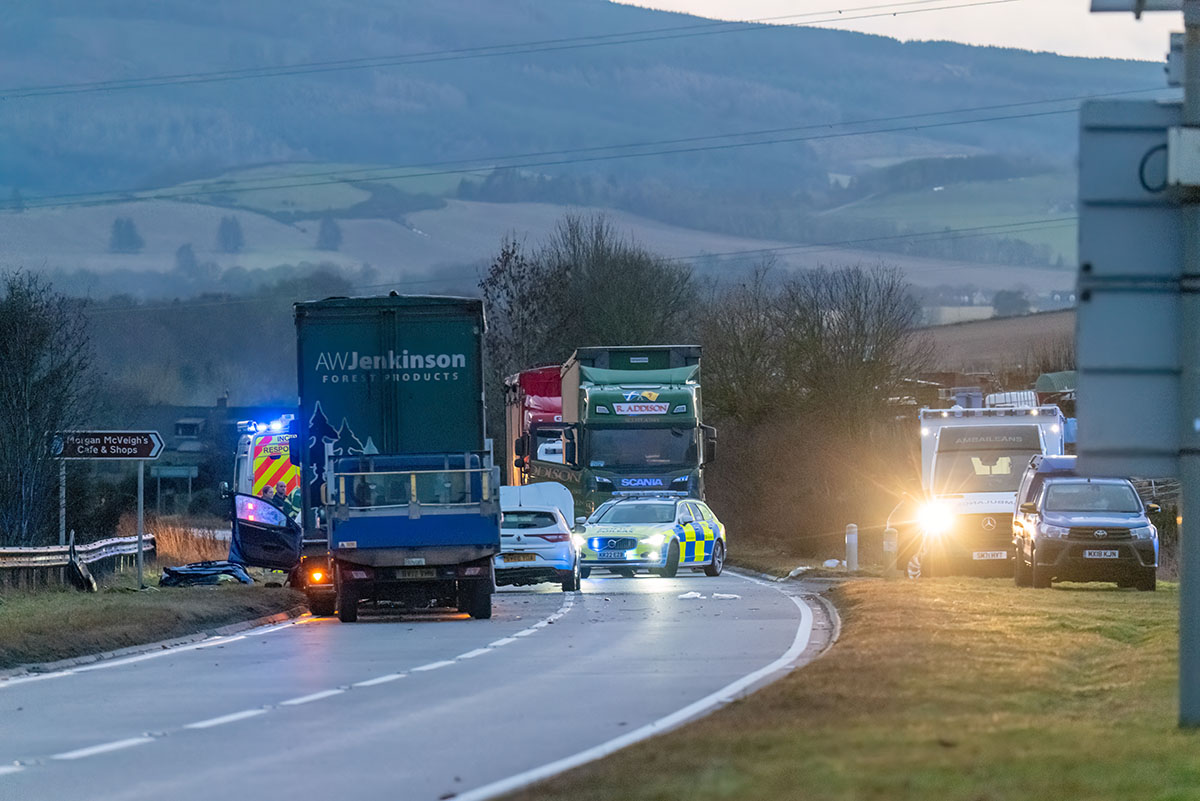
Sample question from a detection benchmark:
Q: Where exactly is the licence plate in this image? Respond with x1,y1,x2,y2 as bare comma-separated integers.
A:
599,550,626,560
1084,549,1120,559
503,553,536,563
972,551,1008,561
398,568,438,579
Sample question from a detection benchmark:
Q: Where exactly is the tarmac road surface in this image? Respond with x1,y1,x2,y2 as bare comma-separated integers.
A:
0,570,828,801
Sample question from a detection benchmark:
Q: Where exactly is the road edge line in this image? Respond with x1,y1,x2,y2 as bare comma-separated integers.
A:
454,581,824,801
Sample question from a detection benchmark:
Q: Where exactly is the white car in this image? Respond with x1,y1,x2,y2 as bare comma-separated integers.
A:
495,483,581,592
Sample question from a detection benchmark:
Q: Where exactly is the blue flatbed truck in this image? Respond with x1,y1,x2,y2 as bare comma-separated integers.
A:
230,295,501,621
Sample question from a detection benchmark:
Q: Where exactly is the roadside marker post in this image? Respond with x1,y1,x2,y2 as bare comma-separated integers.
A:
883,527,899,578
845,524,858,572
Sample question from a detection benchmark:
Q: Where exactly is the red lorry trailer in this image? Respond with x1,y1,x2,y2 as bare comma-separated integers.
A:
504,366,563,486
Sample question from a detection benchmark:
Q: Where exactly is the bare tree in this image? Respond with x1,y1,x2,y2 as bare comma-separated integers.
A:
0,273,95,546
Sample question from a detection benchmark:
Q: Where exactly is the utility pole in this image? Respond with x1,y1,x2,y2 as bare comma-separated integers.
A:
1088,0,1200,727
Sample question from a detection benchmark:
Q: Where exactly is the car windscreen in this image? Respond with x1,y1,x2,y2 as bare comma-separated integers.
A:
587,427,697,469
1043,483,1142,513
502,511,559,529
596,503,676,524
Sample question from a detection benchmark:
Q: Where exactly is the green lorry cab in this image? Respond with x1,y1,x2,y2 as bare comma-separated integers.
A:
510,346,716,515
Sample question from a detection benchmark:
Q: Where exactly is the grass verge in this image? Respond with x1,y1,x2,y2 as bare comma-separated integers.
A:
0,579,302,670
504,577,1195,801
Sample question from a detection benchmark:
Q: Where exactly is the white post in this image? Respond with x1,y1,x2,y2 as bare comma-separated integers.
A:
845,523,859,572
883,527,899,577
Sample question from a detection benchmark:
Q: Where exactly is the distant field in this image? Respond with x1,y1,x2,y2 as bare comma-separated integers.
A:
924,309,1075,371
824,172,1078,265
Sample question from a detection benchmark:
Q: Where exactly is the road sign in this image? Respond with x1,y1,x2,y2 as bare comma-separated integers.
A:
51,430,164,461
150,465,198,479
1076,99,1183,478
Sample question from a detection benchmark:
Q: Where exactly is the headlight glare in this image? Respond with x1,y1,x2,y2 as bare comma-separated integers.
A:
645,533,666,547
572,535,586,549
918,502,954,536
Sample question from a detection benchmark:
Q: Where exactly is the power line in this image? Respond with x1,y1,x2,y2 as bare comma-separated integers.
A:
13,84,1159,211
79,216,1076,316
1,0,1024,100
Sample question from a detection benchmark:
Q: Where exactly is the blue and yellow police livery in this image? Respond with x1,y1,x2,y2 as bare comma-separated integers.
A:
576,495,726,578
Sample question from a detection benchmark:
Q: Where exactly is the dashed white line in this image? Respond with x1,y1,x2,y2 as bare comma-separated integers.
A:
488,637,517,647
457,648,491,660
279,689,345,706
513,629,537,637
353,673,406,687
412,660,455,672
184,709,267,729
52,737,155,761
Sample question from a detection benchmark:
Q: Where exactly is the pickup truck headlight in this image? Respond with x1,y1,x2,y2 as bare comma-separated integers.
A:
644,533,666,548
1131,525,1157,540
1038,523,1070,539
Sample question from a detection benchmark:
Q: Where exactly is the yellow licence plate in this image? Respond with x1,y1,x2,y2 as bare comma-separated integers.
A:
503,553,536,563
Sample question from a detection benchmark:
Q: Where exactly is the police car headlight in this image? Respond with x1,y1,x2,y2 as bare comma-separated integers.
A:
648,551,660,561
644,533,666,548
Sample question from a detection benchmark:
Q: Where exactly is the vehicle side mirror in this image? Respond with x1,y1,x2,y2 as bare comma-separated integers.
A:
513,456,526,469
1019,502,1038,514
1147,502,1161,515
576,516,587,526
564,439,577,467
702,424,717,466
219,481,231,500
513,436,527,458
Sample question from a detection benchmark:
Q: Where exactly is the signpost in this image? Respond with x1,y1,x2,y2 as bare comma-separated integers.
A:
52,430,164,588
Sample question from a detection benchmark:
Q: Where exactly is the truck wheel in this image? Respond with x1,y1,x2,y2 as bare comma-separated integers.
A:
469,585,493,619
1136,569,1157,592
337,596,358,623
657,542,680,578
579,567,591,579
1031,549,1052,589
704,540,725,577
308,596,336,616
1013,545,1032,587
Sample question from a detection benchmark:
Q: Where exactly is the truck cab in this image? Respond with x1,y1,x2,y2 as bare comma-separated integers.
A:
511,346,716,514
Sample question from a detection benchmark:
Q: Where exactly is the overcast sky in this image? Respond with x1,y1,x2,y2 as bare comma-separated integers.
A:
612,0,1178,61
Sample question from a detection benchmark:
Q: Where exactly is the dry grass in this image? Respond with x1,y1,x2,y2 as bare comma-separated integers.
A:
117,513,230,565
505,577,1192,801
0,580,302,670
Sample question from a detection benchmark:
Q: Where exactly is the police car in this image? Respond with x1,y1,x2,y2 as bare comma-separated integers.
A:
577,494,726,578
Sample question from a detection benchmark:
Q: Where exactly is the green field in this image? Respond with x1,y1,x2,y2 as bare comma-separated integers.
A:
505,577,1195,801
825,172,1078,265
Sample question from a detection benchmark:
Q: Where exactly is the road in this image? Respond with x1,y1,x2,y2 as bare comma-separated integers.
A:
0,571,829,801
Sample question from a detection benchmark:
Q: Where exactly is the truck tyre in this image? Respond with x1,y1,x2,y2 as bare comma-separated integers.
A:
1136,569,1157,592
1031,549,1052,589
580,567,591,579
308,595,336,617
704,540,725,577
467,582,493,619
658,542,680,578
1013,544,1032,587
337,594,358,622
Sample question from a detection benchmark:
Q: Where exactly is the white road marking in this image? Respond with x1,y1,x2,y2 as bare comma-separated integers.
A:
0,671,75,687
52,737,155,761
73,652,168,672
0,766,24,776
513,629,537,638
184,709,267,729
279,689,345,706
353,673,406,687
457,648,491,660
488,637,517,647
193,635,246,649
412,660,456,672
454,583,816,801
